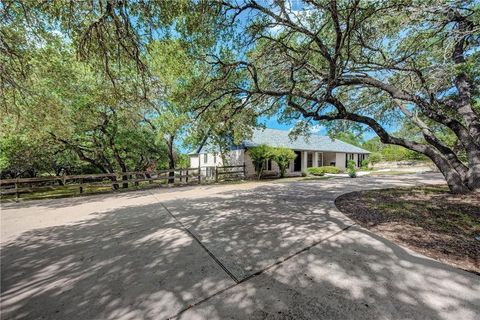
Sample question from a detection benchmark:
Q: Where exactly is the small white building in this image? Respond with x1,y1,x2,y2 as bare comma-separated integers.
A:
189,128,370,178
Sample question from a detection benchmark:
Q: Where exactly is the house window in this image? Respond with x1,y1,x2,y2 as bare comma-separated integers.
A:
307,152,313,167
213,152,217,164
358,154,365,167
317,153,323,167
204,153,208,164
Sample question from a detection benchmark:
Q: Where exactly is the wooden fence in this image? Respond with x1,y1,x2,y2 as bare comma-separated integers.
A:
215,164,247,182
0,165,246,201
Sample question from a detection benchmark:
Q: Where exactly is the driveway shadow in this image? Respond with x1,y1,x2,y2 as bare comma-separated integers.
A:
177,226,480,320
3,173,476,320
0,203,235,320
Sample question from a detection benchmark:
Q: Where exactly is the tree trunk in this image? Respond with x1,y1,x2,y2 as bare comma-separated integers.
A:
337,112,473,193
167,135,175,184
426,151,471,194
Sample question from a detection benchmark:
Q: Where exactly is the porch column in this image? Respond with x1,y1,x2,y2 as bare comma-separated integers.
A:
313,152,318,168
301,151,308,172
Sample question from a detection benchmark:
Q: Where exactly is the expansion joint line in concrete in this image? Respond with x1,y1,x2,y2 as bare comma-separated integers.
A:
148,193,240,284
168,223,355,319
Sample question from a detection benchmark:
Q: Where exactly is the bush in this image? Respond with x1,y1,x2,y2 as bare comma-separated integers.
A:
367,152,383,164
248,145,274,180
272,147,296,178
347,160,357,178
306,167,325,176
306,166,341,176
360,158,370,169
319,166,342,174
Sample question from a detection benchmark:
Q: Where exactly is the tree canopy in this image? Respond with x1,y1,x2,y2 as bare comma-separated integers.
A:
202,0,480,193
1,0,479,194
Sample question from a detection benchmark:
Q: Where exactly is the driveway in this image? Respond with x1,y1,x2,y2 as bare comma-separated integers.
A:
1,173,479,319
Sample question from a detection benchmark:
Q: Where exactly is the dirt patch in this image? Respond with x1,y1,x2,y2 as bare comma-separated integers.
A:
335,186,480,274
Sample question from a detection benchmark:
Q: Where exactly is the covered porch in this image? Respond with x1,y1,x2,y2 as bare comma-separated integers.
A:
289,151,340,173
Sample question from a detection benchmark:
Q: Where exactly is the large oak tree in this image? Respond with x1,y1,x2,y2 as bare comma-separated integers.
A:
203,0,480,193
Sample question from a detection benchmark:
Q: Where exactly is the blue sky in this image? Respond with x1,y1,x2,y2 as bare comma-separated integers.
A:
257,114,389,141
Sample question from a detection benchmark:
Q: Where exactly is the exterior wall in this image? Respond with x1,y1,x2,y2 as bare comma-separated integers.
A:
323,152,336,166
224,149,245,166
190,148,370,177
190,149,246,177
190,155,200,168
243,151,256,177
336,153,347,170
243,150,280,178
301,151,308,172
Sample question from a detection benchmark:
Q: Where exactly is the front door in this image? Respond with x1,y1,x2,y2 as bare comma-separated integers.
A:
294,151,302,172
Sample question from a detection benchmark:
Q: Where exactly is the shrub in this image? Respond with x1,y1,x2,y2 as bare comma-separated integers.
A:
272,147,296,178
360,158,370,169
306,166,341,175
367,152,383,164
306,167,325,176
319,166,341,174
347,160,357,178
248,145,274,180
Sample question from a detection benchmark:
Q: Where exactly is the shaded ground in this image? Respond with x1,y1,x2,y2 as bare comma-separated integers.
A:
1,174,479,320
335,186,480,274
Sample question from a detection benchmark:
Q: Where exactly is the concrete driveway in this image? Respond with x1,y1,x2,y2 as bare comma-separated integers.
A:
1,173,479,319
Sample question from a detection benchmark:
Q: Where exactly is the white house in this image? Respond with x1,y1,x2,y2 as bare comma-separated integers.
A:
189,128,370,178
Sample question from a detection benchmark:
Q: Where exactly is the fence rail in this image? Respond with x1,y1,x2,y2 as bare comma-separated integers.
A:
0,164,246,201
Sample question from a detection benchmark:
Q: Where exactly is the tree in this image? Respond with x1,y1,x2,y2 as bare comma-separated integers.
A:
1,35,169,185
1,0,217,98
332,132,364,148
248,145,274,180
206,1,480,193
272,147,296,178
346,160,357,178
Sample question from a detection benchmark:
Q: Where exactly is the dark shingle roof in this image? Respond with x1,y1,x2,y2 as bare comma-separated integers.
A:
243,128,370,153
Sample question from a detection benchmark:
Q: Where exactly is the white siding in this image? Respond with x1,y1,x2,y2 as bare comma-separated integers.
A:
336,153,346,170
189,149,246,176
190,155,199,168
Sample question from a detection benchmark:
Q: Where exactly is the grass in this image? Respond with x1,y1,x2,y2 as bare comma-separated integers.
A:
0,180,184,203
335,186,480,274
367,170,421,176
269,175,334,183
1,174,335,202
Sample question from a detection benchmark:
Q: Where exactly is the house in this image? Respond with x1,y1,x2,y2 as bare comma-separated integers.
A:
189,128,370,177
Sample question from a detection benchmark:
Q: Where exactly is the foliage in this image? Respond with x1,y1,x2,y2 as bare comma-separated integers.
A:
248,145,274,180
347,160,357,178
272,147,296,178
360,159,370,169
306,167,325,176
332,132,364,147
0,36,172,180
367,152,383,165
320,166,342,174
307,166,341,175
205,1,480,193
363,137,427,163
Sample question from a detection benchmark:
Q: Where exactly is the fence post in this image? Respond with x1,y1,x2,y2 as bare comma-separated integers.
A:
14,180,19,202
198,162,201,184
215,167,219,183
243,162,246,179
186,169,189,184
79,178,83,194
